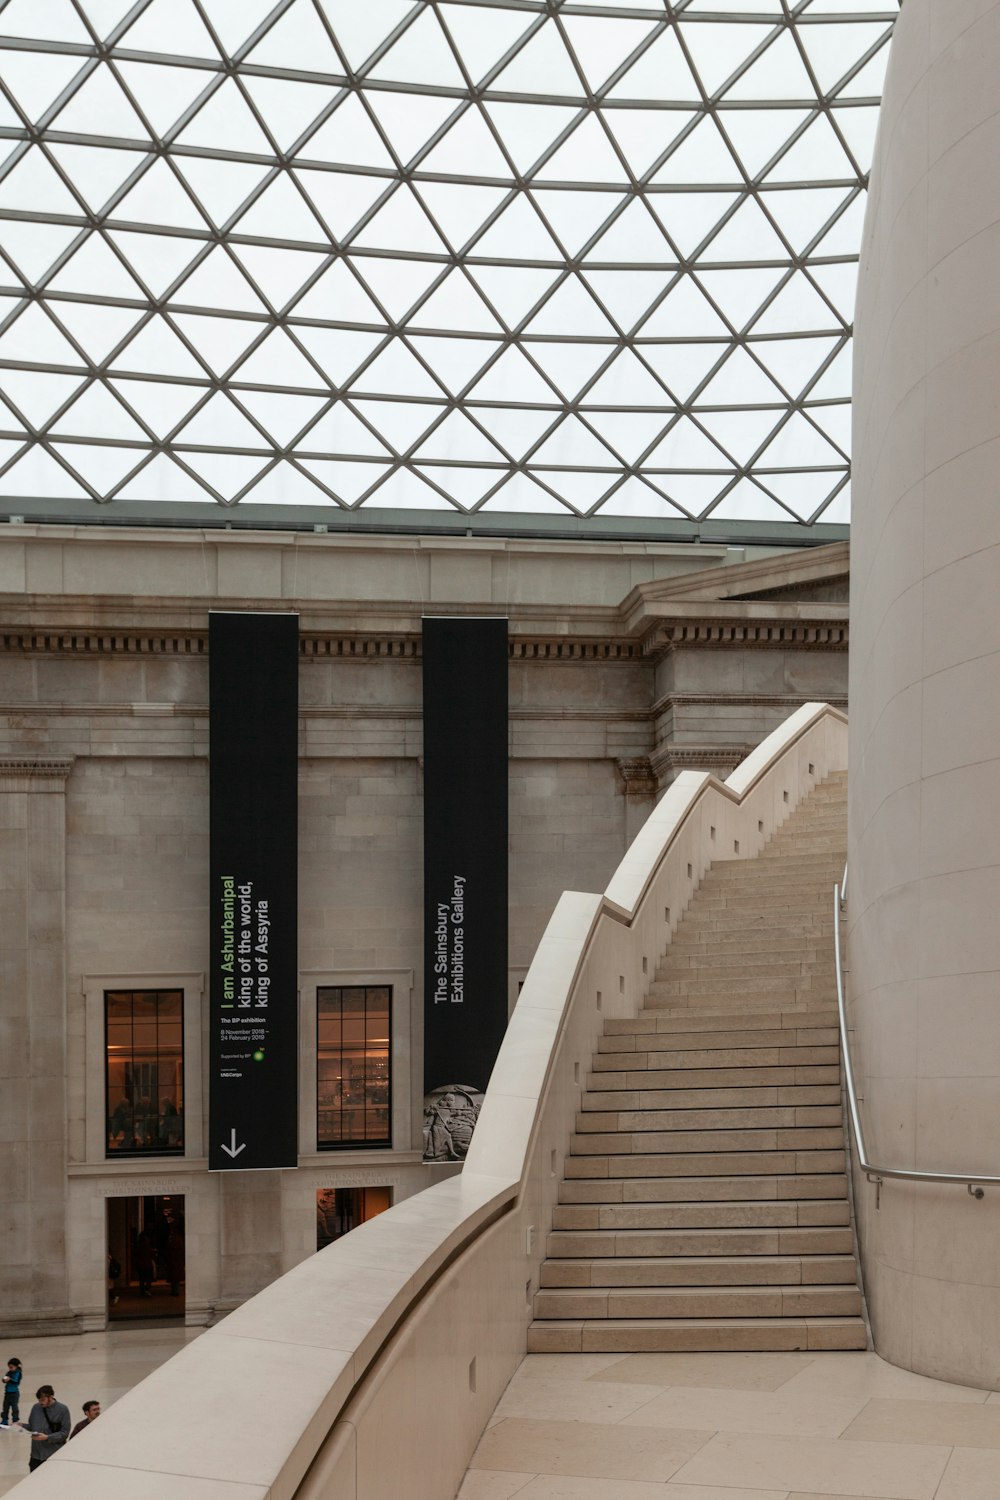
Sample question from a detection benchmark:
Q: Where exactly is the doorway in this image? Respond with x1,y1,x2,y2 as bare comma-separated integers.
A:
107,1194,185,1321
316,1186,391,1251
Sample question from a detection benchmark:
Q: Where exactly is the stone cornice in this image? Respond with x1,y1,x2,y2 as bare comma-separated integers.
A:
650,744,753,782
0,757,74,790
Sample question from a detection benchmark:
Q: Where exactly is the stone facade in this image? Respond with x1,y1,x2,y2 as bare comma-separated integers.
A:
0,524,847,1332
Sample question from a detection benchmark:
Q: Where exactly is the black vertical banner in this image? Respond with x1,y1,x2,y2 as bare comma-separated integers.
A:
209,612,298,1171
422,616,508,1163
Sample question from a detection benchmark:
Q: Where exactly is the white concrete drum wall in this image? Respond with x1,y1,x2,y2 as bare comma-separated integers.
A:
850,0,1000,1386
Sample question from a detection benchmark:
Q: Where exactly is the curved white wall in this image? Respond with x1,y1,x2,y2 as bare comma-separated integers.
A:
850,0,1000,1387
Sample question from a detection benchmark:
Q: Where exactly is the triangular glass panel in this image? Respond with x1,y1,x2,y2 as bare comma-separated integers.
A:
298,94,395,171
49,302,142,364
524,276,616,338
171,246,264,314
361,90,459,166
807,260,859,322
351,185,447,254
644,415,727,468
724,31,816,102
696,347,785,406
530,189,625,257
831,105,881,174
111,316,205,378
0,444,89,497
695,267,785,331
819,480,849,525
702,196,787,260
84,0,170,41
418,105,512,178
175,391,269,448
112,158,208,231
560,14,659,94
241,75,335,154
295,400,390,456
115,61,213,139
800,22,891,96
234,390,328,446
0,49,87,124
316,0,416,74
471,193,562,260
348,398,440,453
750,270,841,332
0,303,84,367
708,477,795,521
234,172,328,243
638,277,730,337
244,0,342,72
406,335,498,396
765,113,856,184
2,0,90,43
352,255,443,320
699,408,781,464
640,342,727,401
810,190,866,256
584,409,668,463
175,157,270,231
650,191,740,258
761,186,853,253
491,21,582,97
0,222,81,288
755,471,842,521
51,381,147,440
176,79,273,155
650,472,726,516
584,348,671,406
47,234,142,300
534,115,629,184
414,464,502,508
50,441,145,496
118,451,213,502
482,102,579,176
367,7,464,87
679,20,776,98
597,474,686,519
582,269,674,334
0,148,81,215
50,62,150,139
293,168,388,242
415,181,509,253
748,334,840,399
437,4,534,85
105,231,201,299
530,415,615,468
717,106,811,179
526,341,613,400
754,410,842,468
291,259,386,325
360,466,457,510
1,369,85,427
533,469,615,513
479,472,571,514
181,450,271,500
168,312,263,375
414,408,504,462
235,328,327,388
467,265,560,329
805,399,851,452
468,405,556,459
110,377,205,436
290,326,384,386
350,338,442,397
296,456,388,503
651,117,741,185
45,144,143,216
584,196,675,264
605,108,696,180
232,245,328,311
407,270,502,335
608,30,699,103
120,0,221,59
467,345,557,404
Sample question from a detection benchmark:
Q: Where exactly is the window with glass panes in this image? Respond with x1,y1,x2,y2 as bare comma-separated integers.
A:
317,986,391,1149
105,990,184,1156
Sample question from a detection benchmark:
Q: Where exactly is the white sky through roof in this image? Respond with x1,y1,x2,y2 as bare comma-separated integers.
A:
0,0,898,528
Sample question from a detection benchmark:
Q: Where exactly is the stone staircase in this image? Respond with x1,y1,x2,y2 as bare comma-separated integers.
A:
529,771,866,1353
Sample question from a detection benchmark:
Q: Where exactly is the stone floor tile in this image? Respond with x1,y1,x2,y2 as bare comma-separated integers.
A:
619,1384,868,1438
457,1472,537,1499
589,1350,815,1391
493,1376,665,1425
668,1430,950,1499
934,1445,1000,1498
469,1417,713,1483
777,1351,989,1404
518,1354,626,1381
840,1396,1000,1448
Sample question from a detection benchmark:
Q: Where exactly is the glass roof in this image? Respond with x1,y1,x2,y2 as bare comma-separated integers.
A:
0,0,898,534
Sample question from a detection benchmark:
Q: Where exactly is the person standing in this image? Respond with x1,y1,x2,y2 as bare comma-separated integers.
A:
24,1385,70,1472
0,1357,22,1427
69,1399,101,1439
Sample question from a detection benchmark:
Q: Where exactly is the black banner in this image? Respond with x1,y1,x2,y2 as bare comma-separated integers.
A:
209,612,298,1171
422,617,508,1163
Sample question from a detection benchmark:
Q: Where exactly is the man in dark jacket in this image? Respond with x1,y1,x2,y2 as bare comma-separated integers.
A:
25,1385,71,1472
69,1399,101,1439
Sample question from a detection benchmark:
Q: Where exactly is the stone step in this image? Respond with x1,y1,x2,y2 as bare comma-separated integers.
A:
548,1219,852,1254
540,1253,859,1288
598,1026,837,1053
534,1284,862,1320
570,1127,845,1156
576,1104,842,1133
647,977,835,999
559,1172,847,1205
592,1043,840,1070
526,1316,867,1354
668,925,829,951
626,1006,838,1032
583,1084,842,1111
644,991,836,1013
684,892,834,911
588,1065,841,1091
564,1148,846,1180
658,950,829,974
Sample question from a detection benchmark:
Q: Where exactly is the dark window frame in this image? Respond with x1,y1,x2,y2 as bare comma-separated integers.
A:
104,988,185,1160
316,984,392,1151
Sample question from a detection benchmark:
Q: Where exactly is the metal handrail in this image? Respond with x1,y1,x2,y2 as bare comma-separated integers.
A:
834,871,997,1199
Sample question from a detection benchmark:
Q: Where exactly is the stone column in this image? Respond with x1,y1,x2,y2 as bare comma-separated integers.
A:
0,758,73,1332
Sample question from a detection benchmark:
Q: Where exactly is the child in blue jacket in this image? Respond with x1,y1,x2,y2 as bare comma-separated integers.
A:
1,1358,22,1426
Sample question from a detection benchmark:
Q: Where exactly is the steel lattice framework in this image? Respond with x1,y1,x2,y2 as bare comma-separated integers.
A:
0,0,898,534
